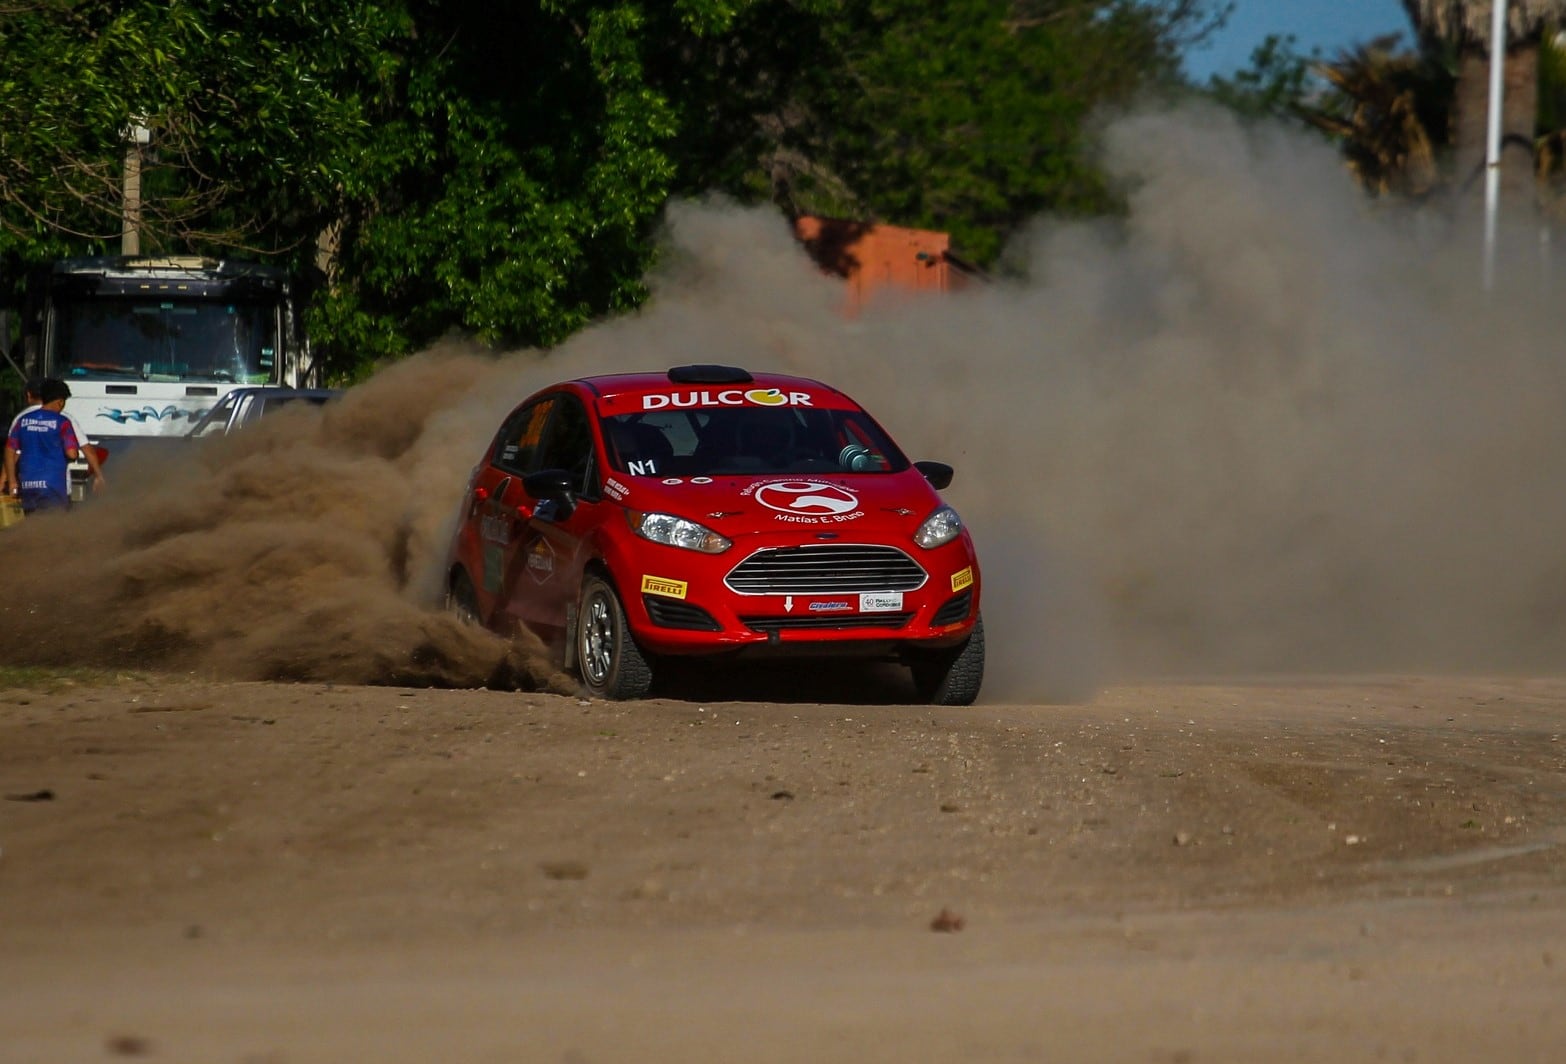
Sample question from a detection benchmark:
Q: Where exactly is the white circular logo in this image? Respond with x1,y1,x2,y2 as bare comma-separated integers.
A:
754,480,859,516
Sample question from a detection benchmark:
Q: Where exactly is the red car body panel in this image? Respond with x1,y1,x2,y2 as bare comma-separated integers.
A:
446,369,981,665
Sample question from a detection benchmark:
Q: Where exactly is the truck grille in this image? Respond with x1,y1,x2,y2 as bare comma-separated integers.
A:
725,545,926,595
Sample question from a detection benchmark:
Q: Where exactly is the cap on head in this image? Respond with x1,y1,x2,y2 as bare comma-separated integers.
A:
40,378,71,404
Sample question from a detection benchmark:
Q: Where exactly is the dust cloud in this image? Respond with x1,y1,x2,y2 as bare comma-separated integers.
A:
2,104,1563,700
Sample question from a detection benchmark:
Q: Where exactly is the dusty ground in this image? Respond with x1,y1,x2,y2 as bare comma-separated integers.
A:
2,671,1564,1063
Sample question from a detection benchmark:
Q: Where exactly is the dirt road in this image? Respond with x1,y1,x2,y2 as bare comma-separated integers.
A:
2,673,1564,1063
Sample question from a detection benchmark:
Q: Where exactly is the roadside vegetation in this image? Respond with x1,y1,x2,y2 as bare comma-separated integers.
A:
2,0,1564,393
1213,2,1566,208
0,665,154,692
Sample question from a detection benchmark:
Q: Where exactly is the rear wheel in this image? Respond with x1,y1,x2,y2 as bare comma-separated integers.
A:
577,575,654,700
910,613,985,706
448,569,481,626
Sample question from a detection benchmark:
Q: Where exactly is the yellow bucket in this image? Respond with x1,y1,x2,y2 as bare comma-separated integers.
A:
0,496,24,530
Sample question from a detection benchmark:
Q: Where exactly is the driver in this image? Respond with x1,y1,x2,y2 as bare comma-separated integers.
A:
737,409,797,467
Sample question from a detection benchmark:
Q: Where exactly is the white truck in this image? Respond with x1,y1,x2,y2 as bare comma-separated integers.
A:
2,255,317,492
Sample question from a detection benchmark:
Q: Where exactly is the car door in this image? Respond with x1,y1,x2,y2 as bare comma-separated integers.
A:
501,393,602,644
471,397,556,629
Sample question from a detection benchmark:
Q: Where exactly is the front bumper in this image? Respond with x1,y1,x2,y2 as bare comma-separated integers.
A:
622,538,980,657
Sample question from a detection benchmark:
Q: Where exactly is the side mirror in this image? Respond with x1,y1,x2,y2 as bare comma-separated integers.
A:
523,468,576,518
914,461,953,490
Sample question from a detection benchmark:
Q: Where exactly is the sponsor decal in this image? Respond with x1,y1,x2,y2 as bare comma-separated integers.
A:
526,540,555,582
860,592,903,613
604,477,630,501
641,389,815,411
742,479,864,525
808,600,852,612
951,567,974,592
641,575,688,599
480,512,512,545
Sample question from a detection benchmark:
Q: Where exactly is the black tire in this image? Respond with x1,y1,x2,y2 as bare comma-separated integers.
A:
448,569,481,626
911,613,985,706
576,575,654,700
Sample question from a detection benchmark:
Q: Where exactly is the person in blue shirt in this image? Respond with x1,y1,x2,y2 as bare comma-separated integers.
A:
4,379,81,513
2,377,105,494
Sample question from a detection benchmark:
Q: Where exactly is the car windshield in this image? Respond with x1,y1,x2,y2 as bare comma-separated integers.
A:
50,296,282,384
604,405,910,478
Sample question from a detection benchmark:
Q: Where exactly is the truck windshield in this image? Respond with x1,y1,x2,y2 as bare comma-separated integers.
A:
50,297,282,384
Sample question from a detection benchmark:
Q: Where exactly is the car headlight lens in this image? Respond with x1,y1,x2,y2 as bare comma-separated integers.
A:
914,505,963,549
628,511,732,554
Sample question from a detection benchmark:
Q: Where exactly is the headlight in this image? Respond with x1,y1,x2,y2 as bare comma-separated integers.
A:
913,505,963,549
628,511,732,554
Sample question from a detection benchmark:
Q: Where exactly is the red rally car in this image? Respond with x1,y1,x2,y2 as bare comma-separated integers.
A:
444,365,983,703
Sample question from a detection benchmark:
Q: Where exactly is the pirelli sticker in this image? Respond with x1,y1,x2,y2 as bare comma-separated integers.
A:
641,575,689,600
951,567,974,593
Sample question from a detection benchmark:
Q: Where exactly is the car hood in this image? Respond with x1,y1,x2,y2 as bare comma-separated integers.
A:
606,471,945,539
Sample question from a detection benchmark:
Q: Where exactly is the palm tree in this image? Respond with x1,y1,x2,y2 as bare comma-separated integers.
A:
1299,36,1451,198
1402,1,1566,202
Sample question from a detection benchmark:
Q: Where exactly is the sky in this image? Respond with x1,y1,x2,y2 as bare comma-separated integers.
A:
1184,0,1415,82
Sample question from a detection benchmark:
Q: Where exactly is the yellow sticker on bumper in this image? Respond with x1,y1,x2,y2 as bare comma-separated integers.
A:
951,567,974,592
641,575,689,599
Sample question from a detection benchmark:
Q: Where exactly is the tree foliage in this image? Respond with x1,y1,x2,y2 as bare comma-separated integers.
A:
659,0,1224,263
0,1,400,255
1297,36,1453,198
1220,6,1566,207
1204,34,1316,122
0,0,1228,376
1402,0,1566,48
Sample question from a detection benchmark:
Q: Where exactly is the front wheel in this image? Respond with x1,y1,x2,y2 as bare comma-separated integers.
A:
910,614,985,706
577,575,654,700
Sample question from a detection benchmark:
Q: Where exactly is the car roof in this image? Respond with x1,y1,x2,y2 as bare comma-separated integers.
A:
234,387,342,394
573,366,862,415
233,387,344,400
266,388,342,399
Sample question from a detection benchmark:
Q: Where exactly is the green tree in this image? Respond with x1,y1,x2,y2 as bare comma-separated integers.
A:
1205,33,1316,121
0,1,743,373
0,1,400,257
319,0,747,371
696,0,1226,264
1,0,1231,377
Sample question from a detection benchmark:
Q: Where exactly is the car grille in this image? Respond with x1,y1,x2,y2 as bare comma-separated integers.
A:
725,545,926,595
643,596,722,631
741,612,914,633
931,590,974,627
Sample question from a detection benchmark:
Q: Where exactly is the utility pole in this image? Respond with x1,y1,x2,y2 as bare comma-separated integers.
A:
122,119,150,256
1483,0,1508,291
